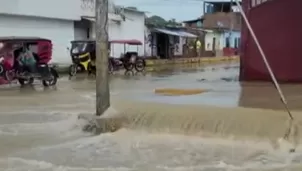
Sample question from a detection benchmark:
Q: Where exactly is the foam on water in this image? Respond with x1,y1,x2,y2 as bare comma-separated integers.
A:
0,157,133,171
1,129,302,171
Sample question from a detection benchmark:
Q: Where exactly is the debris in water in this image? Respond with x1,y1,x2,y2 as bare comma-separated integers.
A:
197,78,206,82
289,148,295,153
220,77,239,82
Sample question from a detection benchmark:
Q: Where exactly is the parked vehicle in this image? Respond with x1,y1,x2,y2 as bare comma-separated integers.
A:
0,37,59,86
68,39,96,77
68,39,145,77
109,39,145,72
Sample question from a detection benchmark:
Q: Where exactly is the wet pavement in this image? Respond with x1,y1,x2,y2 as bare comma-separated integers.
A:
1,62,302,170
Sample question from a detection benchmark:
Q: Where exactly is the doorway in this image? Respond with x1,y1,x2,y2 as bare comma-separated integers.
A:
212,37,216,51
156,33,169,59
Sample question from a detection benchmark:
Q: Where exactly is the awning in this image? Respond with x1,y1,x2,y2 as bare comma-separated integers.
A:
81,13,122,22
175,31,197,38
153,28,197,38
153,28,181,36
82,16,95,22
110,39,142,45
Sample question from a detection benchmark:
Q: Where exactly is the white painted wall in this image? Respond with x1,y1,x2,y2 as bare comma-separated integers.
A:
0,0,82,20
90,10,145,57
117,10,145,57
0,0,145,64
80,0,122,20
222,31,241,48
0,0,124,21
205,32,222,51
0,15,74,64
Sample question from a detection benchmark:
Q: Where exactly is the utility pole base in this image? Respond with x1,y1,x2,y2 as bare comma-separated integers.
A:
78,114,125,135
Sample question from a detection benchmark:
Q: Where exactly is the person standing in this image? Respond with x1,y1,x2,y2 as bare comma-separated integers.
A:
195,38,202,57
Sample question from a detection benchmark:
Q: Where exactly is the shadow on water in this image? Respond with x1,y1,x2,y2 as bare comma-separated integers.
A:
239,82,302,110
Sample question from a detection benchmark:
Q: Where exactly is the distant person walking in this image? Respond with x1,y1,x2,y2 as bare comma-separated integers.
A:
195,38,201,57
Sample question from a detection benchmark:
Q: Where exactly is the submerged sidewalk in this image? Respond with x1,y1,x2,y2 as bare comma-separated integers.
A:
145,56,239,66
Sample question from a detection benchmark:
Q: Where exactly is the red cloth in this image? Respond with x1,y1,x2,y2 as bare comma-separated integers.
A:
0,77,8,85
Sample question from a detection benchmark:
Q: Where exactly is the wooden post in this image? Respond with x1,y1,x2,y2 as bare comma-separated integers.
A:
95,0,110,116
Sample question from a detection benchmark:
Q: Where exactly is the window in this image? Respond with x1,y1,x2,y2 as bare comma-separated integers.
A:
234,38,238,48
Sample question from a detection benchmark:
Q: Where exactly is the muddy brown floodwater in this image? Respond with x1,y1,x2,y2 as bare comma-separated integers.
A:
1,62,302,171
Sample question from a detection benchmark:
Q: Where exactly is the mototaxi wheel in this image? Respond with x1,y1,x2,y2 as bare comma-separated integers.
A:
18,77,34,85
87,62,96,75
5,70,15,83
68,64,77,77
42,68,58,87
123,62,134,71
108,60,114,73
0,64,4,76
134,58,145,72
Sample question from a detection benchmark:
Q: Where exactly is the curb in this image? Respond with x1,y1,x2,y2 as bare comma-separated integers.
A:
145,56,239,66
144,61,239,72
54,56,240,74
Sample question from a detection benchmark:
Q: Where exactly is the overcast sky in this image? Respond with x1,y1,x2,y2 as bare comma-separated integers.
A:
113,0,236,21
113,0,203,21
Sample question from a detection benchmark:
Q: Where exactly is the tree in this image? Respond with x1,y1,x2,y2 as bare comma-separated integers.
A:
146,15,167,27
146,15,181,27
167,18,181,27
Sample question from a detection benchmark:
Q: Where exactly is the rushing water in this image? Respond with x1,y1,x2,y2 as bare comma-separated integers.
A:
1,63,302,170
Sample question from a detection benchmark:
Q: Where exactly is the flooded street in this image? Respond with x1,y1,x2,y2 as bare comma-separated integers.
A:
1,62,302,171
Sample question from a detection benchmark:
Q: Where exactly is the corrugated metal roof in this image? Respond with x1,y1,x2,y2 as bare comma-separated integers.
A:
153,28,197,38
175,31,197,38
153,28,181,36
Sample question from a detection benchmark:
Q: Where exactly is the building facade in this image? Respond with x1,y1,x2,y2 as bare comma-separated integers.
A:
0,0,81,64
144,26,197,59
184,1,241,57
78,2,146,58
0,0,146,65
204,30,240,51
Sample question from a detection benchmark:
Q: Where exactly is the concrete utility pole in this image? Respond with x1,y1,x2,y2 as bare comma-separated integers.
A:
95,0,110,116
